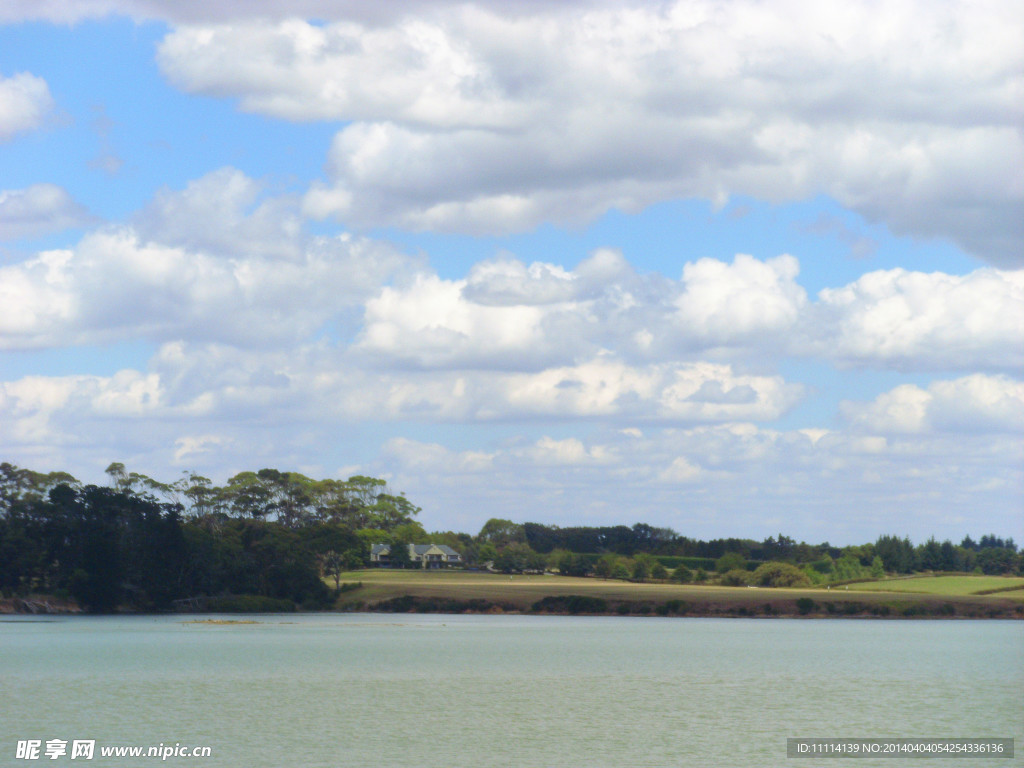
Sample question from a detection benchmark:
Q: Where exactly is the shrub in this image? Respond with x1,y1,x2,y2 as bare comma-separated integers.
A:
720,569,749,587
795,597,816,615
664,599,688,614
531,595,608,614
611,562,631,580
751,561,811,588
672,565,693,583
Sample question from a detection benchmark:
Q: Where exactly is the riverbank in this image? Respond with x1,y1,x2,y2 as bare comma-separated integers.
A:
7,570,1021,618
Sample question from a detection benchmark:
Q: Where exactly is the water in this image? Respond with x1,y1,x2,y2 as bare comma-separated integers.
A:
2,614,1021,767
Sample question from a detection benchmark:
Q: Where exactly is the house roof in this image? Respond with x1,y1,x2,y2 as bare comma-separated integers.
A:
410,544,460,556
370,543,461,556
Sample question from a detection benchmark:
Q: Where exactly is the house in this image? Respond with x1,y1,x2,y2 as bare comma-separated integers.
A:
370,543,462,568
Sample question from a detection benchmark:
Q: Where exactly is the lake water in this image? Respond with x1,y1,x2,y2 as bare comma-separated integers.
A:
2,614,1021,767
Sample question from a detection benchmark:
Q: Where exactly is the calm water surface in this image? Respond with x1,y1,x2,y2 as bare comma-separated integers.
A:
2,614,1021,767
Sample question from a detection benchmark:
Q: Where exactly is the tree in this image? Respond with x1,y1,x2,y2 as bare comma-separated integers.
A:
870,556,885,578
875,535,917,573
476,542,499,567
833,554,865,581
632,554,657,582
494,542,543,573
369,494,420,530
319,551,346,591
611,561,631,580
478,519,525,548
651,562,669,581
594,554,614,579
389,541,412,569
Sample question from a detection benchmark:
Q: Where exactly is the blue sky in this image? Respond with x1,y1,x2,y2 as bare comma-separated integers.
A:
1,1,1021,545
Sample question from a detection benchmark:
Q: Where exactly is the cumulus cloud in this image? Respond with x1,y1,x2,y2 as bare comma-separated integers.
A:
357,251,810,369
0,72,53,141
810,267,1024,371
0,170,415,351
140,2,1024,264
359,250,1019,373
134,167,303,260
842,374,1024,434
0,184,94,240
674,254,806,345
5,180,1018,377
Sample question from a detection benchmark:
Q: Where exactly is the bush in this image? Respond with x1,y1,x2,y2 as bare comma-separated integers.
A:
672,565,693,583
611,562,631,580
531,595,608,614
664,599,688,614
720,569,749,587
795,597,816,615
751,561,811,588
377,595,513,613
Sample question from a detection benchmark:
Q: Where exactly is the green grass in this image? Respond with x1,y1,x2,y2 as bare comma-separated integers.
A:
851,574,1024,596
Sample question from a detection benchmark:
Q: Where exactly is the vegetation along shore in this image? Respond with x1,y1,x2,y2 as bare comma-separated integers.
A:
2,462,1020,618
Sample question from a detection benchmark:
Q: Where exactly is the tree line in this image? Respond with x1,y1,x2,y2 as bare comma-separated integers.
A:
0,462,422,612
0,462,1019,612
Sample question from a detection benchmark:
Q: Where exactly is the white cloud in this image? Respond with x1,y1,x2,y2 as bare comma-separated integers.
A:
498,359,802,423
0,170,416,351
358,272,552,369
382,437,495,473
842,374,1024,434
521,436,613,466
811,267,1024,371
363,423,1024,541
657,456,703,483
3,347,1020,541
173,434,233,463
359,251,1020,373
674,254,806,345
358,251,809,369
0,72,53,141
0,184,94,240
134,167,302,259
142,2,1023,264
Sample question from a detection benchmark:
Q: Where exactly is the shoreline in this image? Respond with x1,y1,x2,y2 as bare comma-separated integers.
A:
3,591,1022,620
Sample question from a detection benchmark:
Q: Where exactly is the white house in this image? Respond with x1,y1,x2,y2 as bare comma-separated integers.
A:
370,543,462,568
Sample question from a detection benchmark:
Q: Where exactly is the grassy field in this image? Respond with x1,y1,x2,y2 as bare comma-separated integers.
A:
328,569,1024,617
851,574,1024,597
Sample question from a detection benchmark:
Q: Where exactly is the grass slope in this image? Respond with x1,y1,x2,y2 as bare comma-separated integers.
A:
330,570,1024,617
852,575,1024,597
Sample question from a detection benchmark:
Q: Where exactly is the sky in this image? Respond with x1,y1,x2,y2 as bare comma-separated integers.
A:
0,0,1021,545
